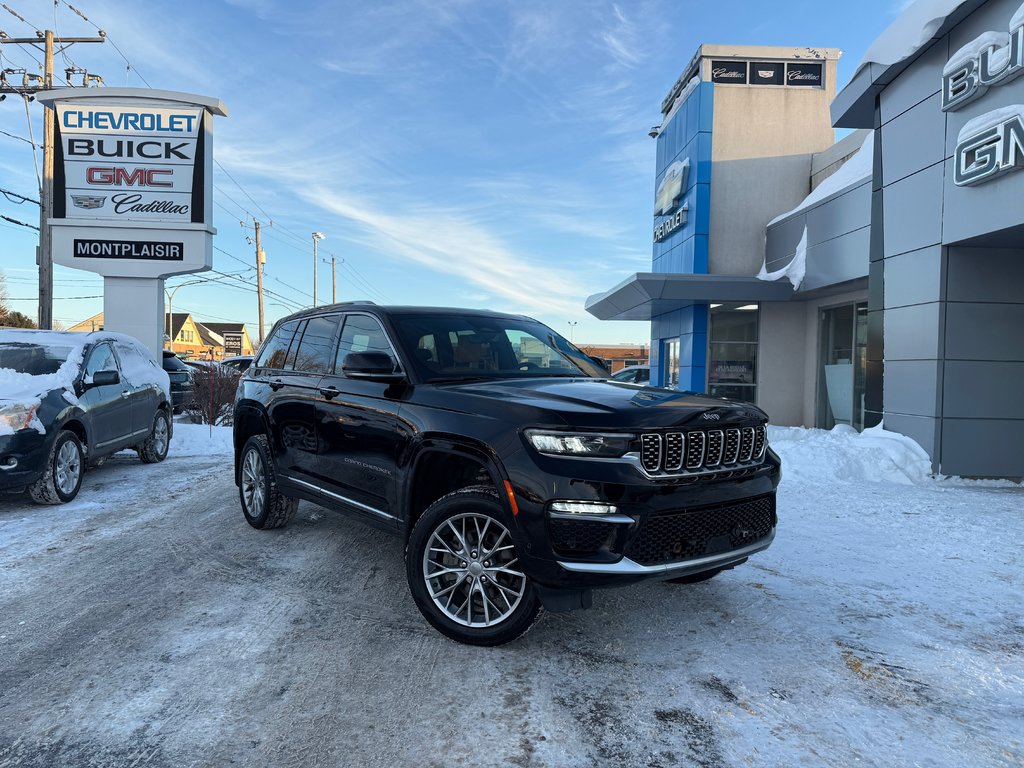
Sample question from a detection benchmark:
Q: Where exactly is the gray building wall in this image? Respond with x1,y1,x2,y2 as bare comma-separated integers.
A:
703,50,840,277
871,0,1024,477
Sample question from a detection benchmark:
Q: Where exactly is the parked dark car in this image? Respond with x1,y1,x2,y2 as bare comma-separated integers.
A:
162,350,193,414
233,304,780,645
0,330,172,504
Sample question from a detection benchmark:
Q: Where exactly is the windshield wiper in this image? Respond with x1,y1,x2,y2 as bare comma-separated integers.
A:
427,376,496,384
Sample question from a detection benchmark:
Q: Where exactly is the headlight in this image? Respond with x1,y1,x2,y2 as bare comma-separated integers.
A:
0,403,39,434
525,430,634,458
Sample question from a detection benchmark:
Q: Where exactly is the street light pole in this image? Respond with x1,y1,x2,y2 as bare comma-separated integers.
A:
567,321,578,344
312,232,325,306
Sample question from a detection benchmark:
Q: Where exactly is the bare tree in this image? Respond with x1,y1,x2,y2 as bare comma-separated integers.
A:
183,365,239,425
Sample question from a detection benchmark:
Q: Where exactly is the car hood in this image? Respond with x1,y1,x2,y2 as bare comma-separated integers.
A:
431,377,767,429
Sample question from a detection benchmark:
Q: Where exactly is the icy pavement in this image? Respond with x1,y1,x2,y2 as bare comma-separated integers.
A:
0,423,1021,767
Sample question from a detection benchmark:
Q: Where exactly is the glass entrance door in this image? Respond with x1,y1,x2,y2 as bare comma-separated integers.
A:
816,302,867,430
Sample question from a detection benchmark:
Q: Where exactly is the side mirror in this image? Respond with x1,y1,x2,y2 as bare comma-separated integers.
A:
85,369,120,389
342,351,405,383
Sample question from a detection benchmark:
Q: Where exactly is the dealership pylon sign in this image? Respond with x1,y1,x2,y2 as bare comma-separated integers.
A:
37,88,227,277
36,89,227,359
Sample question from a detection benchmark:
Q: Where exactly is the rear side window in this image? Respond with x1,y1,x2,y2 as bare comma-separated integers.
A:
256,319,300,369
291,315,340,374
334,315,396,373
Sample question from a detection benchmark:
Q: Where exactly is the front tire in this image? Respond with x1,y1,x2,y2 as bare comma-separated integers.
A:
139,410,170,463
406,487,542,646
29,430,85,505
238,434,297,529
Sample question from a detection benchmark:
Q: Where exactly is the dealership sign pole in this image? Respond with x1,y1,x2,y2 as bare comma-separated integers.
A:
35,88,228,360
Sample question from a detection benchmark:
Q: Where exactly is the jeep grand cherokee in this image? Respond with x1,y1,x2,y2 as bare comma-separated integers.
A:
232,303,781,645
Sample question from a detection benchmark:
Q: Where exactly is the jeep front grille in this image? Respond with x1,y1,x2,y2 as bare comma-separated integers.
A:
638,426,768,476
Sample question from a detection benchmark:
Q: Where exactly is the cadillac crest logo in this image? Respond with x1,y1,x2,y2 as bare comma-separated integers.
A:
72,195,106,210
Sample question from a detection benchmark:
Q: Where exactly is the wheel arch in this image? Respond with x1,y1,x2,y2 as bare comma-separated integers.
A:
403,436,512,540
233,401,271,486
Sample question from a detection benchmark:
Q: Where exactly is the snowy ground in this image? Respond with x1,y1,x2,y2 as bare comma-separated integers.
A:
0,423,1021,767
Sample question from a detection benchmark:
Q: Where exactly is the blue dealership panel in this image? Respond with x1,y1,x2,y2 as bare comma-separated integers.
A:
651,82,712,391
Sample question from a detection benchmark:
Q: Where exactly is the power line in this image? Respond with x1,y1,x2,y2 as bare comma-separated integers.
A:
57,0,152,87
0,127,36,147
0,213,38,229
0,186,38,205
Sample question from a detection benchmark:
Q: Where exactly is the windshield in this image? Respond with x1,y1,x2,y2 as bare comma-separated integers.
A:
390,314,607,382
0,342,77,375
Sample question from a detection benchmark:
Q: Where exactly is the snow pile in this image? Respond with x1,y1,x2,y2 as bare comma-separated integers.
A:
168,423,233,459
768,423,934,486
856,0,970,76
757,225,807,288
769,131,873,227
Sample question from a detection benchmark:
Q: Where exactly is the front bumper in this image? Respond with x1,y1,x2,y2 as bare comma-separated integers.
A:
507,447,782,591
0,430,49,492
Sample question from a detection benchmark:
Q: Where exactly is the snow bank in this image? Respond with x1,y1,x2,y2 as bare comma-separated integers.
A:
769,423,933,486
168,423,233,459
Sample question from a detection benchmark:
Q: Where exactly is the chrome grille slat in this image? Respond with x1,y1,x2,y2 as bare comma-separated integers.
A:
739,427,755,462
685,431,705,469
724,428,740,464
664,433,684,471
641,434,662,473
638,424,767,477
706,430,724,467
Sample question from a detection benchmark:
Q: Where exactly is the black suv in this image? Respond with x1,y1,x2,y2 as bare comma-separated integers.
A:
233,304,780,645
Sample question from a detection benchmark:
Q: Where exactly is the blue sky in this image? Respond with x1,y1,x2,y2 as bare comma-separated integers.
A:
1,0,908,344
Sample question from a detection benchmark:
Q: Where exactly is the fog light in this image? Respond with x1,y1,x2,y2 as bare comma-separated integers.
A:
549,501,618,515
0,457,18,470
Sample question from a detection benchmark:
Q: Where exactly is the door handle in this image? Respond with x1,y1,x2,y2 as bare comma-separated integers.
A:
320,385,340,400
270,379,284,391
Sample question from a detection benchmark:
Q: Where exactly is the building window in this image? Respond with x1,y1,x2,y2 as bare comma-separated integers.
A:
816,302,867,430
707,303,758,403
663,338,680,388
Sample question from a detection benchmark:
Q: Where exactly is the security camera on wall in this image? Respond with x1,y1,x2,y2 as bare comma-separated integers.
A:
648,127,660,138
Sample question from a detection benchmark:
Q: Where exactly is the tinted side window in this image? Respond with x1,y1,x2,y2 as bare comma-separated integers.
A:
84,343,117,377
292,315,340,374
256,320,300,369
335,315,396,373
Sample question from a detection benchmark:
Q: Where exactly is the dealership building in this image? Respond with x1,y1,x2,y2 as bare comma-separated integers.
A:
588,1,1024,479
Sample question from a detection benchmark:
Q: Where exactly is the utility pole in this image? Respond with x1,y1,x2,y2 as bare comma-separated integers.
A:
330,254,336,303
1,29,105,329
255,220,266,344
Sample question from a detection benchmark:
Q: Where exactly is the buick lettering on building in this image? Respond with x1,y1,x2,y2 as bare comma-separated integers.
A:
55,104,202,223
945,2,1024,186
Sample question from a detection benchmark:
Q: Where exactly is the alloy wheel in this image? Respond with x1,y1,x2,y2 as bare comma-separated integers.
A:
54,440,82,496
241,448,266,519
422,512,526,628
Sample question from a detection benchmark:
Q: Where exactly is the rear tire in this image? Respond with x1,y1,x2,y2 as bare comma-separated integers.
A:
28,430,85,505
406,486,542,646
139,410,170,464
238,434,297,529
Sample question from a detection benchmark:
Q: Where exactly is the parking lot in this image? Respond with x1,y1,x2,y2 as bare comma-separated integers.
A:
0,425,1021,768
